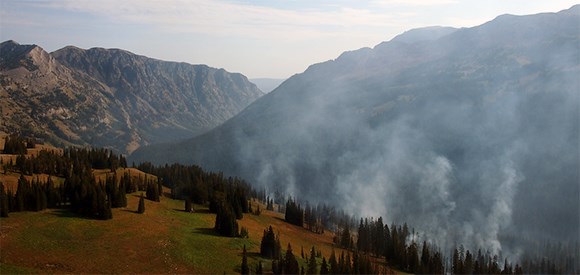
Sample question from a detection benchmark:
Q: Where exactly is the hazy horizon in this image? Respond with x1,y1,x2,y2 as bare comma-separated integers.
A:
1,0,578,79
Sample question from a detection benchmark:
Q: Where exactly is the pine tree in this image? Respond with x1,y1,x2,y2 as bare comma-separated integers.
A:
465,249,474,274
329,249,338,274
241,245,249,275
214,202,239,237
260,226,278,259
307,246,317,274
0,182,8,217
345,252,352,274
15,174,27,211
407,242,419,273
453,247,461,275
117,178,127,207
340,226,351,249
352,251,360,274
146,181,160,202
421,241,430,273
137,193,145,214
320,256,329,274
283,243,299,275
102,196,113,220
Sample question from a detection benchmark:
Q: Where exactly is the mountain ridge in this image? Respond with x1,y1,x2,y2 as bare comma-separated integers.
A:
0,41,263,153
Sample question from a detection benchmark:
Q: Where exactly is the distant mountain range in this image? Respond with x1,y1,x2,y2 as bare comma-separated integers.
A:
0,41,263,153
131,5,580,252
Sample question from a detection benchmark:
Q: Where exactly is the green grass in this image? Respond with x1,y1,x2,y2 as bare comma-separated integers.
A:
11,210,104,252
163,198,257,274
1,194,390,274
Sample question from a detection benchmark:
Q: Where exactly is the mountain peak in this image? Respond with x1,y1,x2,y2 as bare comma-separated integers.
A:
1,40,20,47
0,40,51,71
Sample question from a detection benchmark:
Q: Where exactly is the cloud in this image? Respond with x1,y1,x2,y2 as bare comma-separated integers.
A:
27,0,406,40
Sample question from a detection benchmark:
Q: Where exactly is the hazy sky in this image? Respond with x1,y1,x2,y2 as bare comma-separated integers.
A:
0,0,577,78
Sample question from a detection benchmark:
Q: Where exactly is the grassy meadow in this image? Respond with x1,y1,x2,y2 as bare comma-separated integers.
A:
0,186,347,274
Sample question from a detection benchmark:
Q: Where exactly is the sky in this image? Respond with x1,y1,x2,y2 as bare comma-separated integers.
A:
0,0,578,78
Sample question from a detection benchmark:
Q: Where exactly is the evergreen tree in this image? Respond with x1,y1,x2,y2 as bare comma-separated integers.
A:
137,193,145,214
14,174,27,211
465,249,474,274
256,261,263,275
345,252,352,274
352,251,360,274
283,243,299,275
3,135,26,155
307,246,317,274
420,241,431,273
101,196,113,220
0,182,8,217
407,241,419,273
320,256,329,274
329,249,338,274
116,176,127,208
45,176,59,208
260,226,279,259
340,226,352,249
284,198,304,227
214,201,239,237
146,181,160,202
502,258,513,275
432,251,444,274
489,255,501,274
241,245,249,275
453,247,461,275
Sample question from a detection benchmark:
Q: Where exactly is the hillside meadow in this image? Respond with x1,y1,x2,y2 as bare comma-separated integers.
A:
0,185,353,274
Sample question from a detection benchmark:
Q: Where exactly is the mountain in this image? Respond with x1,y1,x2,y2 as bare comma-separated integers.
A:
131,5,580,254
390,26,457,44
250,78,286,93
0,42,263,153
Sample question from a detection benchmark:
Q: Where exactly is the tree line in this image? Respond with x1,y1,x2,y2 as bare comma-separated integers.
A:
0,146,154,219
257,225,381,274
280,197,575,274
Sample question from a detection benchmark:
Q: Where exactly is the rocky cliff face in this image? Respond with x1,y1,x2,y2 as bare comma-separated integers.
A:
0,41,263,153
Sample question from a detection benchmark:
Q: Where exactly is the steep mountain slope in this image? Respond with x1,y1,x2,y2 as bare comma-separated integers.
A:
0,42,263,153
132,5,580,254
250,78,286,93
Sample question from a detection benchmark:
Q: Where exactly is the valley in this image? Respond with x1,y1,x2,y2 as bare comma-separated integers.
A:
1,3,579,275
